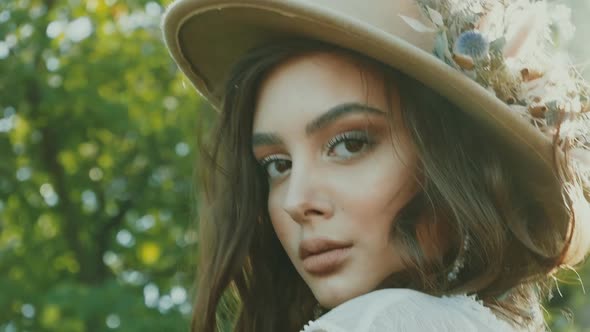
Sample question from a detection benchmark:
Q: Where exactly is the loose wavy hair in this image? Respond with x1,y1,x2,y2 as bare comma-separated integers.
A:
192,38,590,332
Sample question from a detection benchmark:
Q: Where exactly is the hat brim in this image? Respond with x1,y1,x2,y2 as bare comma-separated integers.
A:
162,0,567,218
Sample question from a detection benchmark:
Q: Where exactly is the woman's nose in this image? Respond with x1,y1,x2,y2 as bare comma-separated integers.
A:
282,164,334,224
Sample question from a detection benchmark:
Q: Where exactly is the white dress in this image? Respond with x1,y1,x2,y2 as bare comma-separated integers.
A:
300,288,531,332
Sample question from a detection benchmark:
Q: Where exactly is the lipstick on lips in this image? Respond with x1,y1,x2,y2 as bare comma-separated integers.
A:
299,237,353,275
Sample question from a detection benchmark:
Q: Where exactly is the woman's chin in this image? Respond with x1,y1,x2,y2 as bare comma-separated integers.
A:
315,291,351,310
310,277,373,310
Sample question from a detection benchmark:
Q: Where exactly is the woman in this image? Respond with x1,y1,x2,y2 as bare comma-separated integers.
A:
161,0,590,331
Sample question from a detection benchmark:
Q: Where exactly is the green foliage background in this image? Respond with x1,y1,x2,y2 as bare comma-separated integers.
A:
0,0,588,331
0,0,203,330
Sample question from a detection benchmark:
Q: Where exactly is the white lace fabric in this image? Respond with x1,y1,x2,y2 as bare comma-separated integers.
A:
300,288,526,332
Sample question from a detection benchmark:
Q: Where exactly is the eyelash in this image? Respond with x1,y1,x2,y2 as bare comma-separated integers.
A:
257,130,376,178
325,131,375,156
259,154,286,169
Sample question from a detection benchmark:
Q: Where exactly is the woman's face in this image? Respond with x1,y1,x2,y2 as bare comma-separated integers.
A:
252,51,419,309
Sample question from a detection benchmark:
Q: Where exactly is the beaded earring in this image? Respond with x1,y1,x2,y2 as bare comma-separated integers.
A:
447,234,471,282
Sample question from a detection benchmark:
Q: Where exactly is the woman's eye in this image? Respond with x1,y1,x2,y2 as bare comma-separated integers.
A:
260,157,291,179
327,131,374,159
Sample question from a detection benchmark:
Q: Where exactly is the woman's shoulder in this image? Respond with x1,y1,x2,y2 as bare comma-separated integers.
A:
300,288,523,332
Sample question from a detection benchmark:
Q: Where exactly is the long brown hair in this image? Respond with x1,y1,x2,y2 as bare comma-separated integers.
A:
192,38,590,332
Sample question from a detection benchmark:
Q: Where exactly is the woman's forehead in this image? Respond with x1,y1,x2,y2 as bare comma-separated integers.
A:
253,51,392,131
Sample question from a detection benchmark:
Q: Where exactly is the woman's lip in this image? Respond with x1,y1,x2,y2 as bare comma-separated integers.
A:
302,246,352,275
299,238,353,260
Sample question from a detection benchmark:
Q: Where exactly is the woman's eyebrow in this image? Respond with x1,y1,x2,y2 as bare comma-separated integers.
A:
252,132,283,148
252,102,385,149
305,102,385,135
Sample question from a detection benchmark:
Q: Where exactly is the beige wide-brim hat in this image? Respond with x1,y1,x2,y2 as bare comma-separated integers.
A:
161,0,590,226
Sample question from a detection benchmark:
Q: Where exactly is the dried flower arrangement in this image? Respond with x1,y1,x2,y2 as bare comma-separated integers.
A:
401,0,590,189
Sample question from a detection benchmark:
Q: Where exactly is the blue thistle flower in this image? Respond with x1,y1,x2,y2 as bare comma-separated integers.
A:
453,30,489,59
